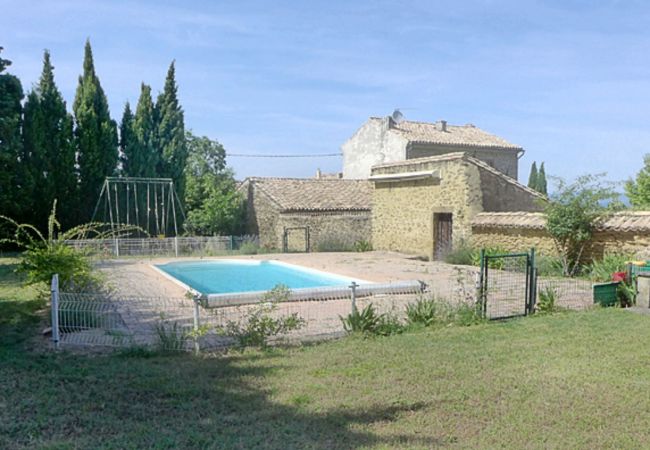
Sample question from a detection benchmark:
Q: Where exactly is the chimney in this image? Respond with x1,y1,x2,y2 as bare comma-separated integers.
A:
436,120,447,132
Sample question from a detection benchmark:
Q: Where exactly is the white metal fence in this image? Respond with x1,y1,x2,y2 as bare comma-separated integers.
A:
62,235,258,258
50,276,428,352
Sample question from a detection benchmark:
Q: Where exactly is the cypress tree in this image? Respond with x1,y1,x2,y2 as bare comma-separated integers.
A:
0,47,24,221
156,61,187,200
131,84,158,177
538,162,548,195
527,162,538,191
73,40,118,221
118,102,135,176
22,50,77,228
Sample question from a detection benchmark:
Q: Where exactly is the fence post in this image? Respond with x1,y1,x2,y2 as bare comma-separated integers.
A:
174,236,179,257
50,274,60,350
192,296,201,355
114,237,120,257
350,281,358,314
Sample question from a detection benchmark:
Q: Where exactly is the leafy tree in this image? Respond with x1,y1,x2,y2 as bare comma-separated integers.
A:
527,162,538,191
22,50,77,229
183,132,244,235
74,40,118,221
544,174,621,276
125,84,158,177
156,61,187,201
625,154,650,208
0,47,24,222
537,162,548,195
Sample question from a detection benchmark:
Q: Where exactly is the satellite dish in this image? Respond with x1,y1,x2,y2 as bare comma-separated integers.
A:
391,109,404,124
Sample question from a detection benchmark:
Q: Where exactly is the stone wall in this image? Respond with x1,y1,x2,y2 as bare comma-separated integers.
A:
372,158,478,259
278,211,372,252
471,226,650,260
476,165,543,212
243,181,280,249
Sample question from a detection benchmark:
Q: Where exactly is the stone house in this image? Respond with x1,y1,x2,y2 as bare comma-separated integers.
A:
370,152,543,260
240,177,372,251
342,116,524,180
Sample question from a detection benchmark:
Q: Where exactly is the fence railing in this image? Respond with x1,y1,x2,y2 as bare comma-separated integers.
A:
62,235,258,258
50,276,428,352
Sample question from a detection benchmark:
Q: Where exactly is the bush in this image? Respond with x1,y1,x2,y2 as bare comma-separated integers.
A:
341,303,404,336
454,302,486,326
154,320,188,352
354,240,372,252
224,285,306,348
617,281,636,308
405,297,441,327
471,246,509,270
536,285,558,313
443,240,474,265
238,241,260,255
20,242,99,291
535,255,565,278
588,253,632,282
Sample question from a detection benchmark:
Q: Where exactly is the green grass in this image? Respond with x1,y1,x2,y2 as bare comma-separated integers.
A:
3,257,650,448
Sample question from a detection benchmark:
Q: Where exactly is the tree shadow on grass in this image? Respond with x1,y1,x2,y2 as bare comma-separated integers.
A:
0,349,445,449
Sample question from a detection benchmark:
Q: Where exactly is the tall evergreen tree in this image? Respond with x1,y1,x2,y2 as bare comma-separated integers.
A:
73,40,118,221
118,102,135,176
527,162,538,191
538,162,548,195
22,50,77,228
0,47,23,221
130,83,158,177
156,61,187,201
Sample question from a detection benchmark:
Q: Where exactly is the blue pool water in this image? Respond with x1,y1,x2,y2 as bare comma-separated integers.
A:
155,260,356,295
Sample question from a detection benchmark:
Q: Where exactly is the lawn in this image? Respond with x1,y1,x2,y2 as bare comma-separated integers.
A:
2,257,650,449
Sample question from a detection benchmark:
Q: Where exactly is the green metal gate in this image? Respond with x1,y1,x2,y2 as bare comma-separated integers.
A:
479,248,537,319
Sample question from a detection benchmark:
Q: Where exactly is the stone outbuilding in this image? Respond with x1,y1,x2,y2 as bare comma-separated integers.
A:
240,177,372,252
370,152,543,260
343,116,524,180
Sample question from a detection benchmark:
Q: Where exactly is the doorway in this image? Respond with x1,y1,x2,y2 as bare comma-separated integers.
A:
433,213,453,260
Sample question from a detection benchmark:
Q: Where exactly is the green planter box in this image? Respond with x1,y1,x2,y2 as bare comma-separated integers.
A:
593,282,620,307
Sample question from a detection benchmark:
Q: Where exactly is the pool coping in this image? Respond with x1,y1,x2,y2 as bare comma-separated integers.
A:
149,259,372,299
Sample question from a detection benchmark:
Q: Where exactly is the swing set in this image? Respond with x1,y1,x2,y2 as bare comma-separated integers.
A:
91,177,185,237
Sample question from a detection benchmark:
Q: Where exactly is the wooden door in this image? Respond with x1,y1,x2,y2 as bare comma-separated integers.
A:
433,213,453,260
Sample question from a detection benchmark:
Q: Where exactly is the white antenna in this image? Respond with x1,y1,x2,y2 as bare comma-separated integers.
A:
391,108,404,123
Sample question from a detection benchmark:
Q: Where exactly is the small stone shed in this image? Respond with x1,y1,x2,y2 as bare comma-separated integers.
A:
343,116,524,179
472,211,650,260
370,152,544,260
240,177,372,251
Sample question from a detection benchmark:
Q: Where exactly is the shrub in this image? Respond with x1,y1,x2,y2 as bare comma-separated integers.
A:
535,255,565,278
154,320,188,352
454,302,486,326
471,246,509,270
238,241,260,255
588,253,632,282
536,285,558,313
443,240,474,265
224,284,305,348
617,281,636,308
405,297,440,327
341,303,404,336
354,240,372,252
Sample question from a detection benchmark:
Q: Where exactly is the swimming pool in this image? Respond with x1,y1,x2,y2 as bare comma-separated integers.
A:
154,259,361,295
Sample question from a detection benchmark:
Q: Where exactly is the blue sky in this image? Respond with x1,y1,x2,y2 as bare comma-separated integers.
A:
2,0,650,187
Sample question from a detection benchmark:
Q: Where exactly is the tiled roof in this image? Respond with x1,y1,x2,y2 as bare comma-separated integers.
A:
371,152,546,201
472,211,650,232
244,177,371,212
373,118,522,150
